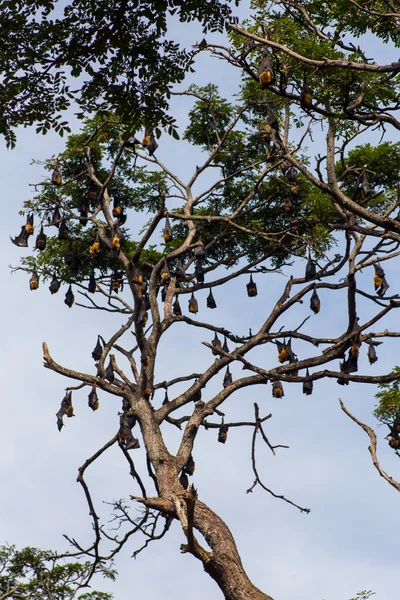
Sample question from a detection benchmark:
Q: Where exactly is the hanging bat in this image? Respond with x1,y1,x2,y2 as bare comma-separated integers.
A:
184,454,195,476
142,130,158,156
277,340,295,363
286,167,299,194
212,333,222,355
112,198,123,218
11,226,29,247
88,271,96,293
163,216,173,242
64,285,74,307
92,336,103,362
389,437,400,449
49,274,60,294
175,260,186,281
223,366,233,388
207,289,217,309
272,381,284,398
112,234,121,251
29,272,39,290
361,171,373,201
35,226,47,251
305,255,317,280
162,390,170,405
194,240,206,262
367,342,378,365
124,136,141,149
222,337,229,353
310,286,320,314
172,295,182,316
24,214,34,235
179,470,189,490
188,292,198,314
119,415,140,450
195,260,205,284
161,259,170,282
79,200,89,226
89,237,101,255
257,51,275,88
51,207,61,227
88,387,99,411
64,247,81,274
56,391,74,431
58,220,69,240
373,263,389,297
300,82,313,109
247,275,257,297
302,368,313,395
51,166,62,185
218,422,228,443
190,381,202,402
104,358,114,382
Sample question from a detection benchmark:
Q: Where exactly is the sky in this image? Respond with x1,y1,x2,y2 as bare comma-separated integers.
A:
1,3,400,600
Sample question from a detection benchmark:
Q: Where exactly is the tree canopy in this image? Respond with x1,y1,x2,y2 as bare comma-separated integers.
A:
5,1,400,599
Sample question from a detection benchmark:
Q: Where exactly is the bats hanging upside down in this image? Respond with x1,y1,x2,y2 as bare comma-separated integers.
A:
56,391,74,431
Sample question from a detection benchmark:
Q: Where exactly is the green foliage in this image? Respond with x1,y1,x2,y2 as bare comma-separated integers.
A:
0,0,236,146
373,367,400,425
0,544,116,600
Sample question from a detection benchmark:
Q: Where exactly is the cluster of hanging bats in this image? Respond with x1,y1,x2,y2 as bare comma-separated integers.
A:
11,59,396,452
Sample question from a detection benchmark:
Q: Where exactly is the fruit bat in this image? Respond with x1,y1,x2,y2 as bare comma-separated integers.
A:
79,200,89,226
51,206,61,227
305,255,317,281
173,295,182,316
88,185,98,202
222,337,229,353
89,238,101,255
64,285,74,307
58,220,69,240
52,166,62,185
29,271,39,290
287,168,299,195
162,390,169,405
161,259,170,282
310,286,320,314
112,234,121,251
277,340,294,363
64,248,81,274
389,436,400,449
300,82,313,109
184,454,195,476
88,271,96,293
163,216,173,243
88,386,99,411
142,130,158,156
124,136,141,149
179,470,189,490
257,51,275,88
24,214,34,235
92,336,103,361
302,369,313,395
361,171,373,201
56,391,74,431
212,333,222,355
49,274,61,294
35,226,47,251
373,263,389,297
104,358,114,382
194,241,206,262
247,275,257,297
119,415,140,450
11,226,29,247
195,260,205,284
367,342,378,365
272,381,284,398
190,381,202,402
111,271,123,293
218,422,228,444
188,292,198,314
207,289,217,309
265,107,280,141
223,366,233,388
112,198,123,218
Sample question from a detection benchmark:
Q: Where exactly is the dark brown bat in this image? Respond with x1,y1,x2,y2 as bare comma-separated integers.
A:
35,226,47,251
310,286,320,314
194,240,206,262
222,337,229,353
272,381,284,398
218,422,228,444
88,271,96,293
188,292,198,314
277,340,295,363
29,272,39,290
104,358,114,382
162,390,169,405
51,206,61,227
56,391,74,431
88,387,99,411
367,342,378,365
179,470,189,490
142,130,158,156
207,289,217,309
195,260,205,284
300,82,313,109
223,366,233,388
64,285,74,307
212,333,222,355
184,454,195,476
175,259,186,281
305,255,317,280
92,336,103,361
79,200,89,226
257,52,275,88
51,166,62,185
163,216,173,242
11,226,29,247
58,220,69,240
173,295,182,316
302,368,313,395
247,274,257,297
49,274,61,294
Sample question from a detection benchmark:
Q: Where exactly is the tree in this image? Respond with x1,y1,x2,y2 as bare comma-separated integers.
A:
0,544,115,600
6,1,400,599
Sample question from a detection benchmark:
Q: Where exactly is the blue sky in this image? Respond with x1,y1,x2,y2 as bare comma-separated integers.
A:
1,3,399,600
